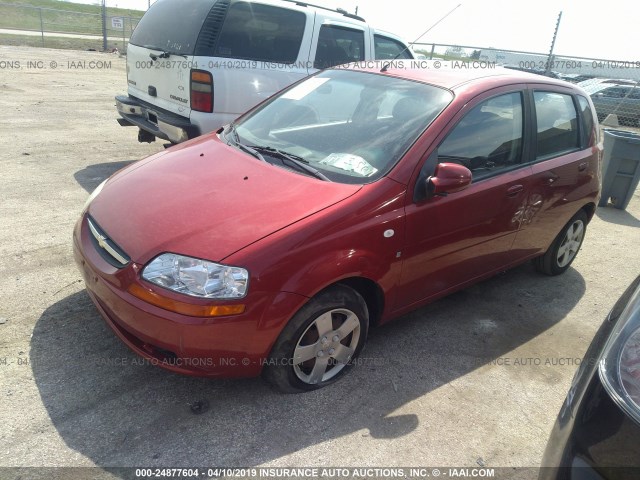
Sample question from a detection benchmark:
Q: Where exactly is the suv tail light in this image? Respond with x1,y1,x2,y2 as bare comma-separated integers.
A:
190,70,213,113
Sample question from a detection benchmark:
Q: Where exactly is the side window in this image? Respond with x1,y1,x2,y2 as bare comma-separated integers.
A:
534,91,579,158
438,92,524,179
374,35,411,60
577,95,595,148
214,2,306,63
314,25,365,69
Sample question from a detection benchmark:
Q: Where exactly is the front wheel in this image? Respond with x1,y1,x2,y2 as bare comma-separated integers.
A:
263,285,369,393
534,210,588,276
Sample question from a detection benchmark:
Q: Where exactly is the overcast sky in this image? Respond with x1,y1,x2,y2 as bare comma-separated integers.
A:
70,0,638,60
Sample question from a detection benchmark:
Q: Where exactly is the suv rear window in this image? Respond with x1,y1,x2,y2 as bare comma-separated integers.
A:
129,0,217,55
214,2,306,63
314,25,365,69
374,34,411,60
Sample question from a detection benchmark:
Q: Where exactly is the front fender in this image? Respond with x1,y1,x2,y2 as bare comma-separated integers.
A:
280,248,401,305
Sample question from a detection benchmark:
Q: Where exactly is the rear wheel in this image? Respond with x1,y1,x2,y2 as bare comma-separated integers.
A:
263,285,369,393
534,210,588,276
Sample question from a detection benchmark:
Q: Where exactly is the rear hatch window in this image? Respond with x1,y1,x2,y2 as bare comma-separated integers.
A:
130,0,218,55
214,2,305,63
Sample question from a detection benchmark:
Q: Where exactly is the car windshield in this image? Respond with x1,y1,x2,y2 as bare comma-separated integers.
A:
232,69,453,184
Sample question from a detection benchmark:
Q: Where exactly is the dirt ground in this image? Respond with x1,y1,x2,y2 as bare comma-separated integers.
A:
1,46,639,478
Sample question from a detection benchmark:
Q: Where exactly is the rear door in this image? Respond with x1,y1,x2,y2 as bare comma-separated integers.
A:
126,0,218,118
510,88,599,255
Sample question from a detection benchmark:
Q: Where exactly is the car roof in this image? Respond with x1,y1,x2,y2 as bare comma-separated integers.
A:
338,63,575,92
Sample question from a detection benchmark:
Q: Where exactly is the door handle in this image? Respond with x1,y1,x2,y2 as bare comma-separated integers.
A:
578,162,588,172
506,184,524,197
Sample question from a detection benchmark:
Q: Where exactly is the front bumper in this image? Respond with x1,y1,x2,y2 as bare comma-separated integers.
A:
73,213,306,377
115,95,200,143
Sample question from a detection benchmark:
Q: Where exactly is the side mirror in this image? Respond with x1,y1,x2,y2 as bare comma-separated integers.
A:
425,162,472,198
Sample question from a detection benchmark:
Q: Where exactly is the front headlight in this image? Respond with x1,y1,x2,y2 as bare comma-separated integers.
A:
599,277,640,425
83,179,107,211
142,253,248,299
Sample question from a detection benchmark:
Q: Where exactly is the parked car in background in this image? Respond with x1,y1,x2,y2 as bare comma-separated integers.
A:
503,65,559,78
540,275,640,479
557,73,595,84
79,65,601,392
578,78,638,88
116,0,413,144
582,81,640,126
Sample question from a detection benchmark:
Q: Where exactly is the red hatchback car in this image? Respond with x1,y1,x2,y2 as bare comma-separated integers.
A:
74,64,601,392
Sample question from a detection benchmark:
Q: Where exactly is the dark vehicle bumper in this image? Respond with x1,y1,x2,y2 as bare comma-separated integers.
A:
115,95,200,143
540,276,640,480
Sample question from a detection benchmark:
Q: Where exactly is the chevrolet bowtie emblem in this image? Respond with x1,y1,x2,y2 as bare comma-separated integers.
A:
97,234,108,250
87,218,129,266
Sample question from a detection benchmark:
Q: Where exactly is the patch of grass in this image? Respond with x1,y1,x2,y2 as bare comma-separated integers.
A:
0,32,125,50
0,0,143,36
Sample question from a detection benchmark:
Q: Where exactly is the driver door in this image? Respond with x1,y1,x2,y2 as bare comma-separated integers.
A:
394,87,534,312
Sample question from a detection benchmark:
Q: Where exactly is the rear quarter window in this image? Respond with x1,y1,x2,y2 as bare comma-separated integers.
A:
374,35,411,60
577,95,596,148
214,2,306,63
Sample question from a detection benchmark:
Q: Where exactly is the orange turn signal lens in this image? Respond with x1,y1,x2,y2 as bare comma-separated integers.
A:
128,283,245,317
191,70,212,83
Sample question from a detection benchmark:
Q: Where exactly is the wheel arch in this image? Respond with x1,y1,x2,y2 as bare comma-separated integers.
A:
334,276,385,327
581,202,596,223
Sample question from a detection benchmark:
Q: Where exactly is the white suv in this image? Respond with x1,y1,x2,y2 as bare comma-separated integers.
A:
116,0,413,144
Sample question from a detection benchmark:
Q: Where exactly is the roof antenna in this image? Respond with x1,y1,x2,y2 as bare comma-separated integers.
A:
381,4,462,72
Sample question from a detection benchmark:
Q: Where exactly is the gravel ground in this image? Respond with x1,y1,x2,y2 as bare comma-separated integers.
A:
0,46,639,479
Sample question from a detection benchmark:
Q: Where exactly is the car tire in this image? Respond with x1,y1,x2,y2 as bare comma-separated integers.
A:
534,210,588,276
263,285,369,393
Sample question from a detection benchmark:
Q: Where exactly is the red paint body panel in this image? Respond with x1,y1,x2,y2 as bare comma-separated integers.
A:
89,134,361,264
74,67,602,377
74,216,309,376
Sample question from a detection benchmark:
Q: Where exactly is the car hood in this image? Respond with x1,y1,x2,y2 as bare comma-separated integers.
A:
88,135,361,264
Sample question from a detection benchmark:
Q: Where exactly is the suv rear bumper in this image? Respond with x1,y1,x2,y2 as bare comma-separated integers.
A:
115,95,200,143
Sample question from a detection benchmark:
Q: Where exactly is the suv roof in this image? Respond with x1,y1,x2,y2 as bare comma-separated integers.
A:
278,0,365,21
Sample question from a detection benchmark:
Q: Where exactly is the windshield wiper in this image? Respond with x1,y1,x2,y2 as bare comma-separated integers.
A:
249,146,331,181
225,124,266,162
145,47,187,60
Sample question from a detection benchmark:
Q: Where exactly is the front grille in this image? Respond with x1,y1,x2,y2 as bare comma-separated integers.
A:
87,216,131,268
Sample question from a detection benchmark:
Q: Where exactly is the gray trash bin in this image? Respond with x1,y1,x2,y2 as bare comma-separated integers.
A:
599,129,640,210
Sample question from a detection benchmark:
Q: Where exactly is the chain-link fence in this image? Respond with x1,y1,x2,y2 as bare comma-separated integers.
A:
0,2,141,52
413,42,640,128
